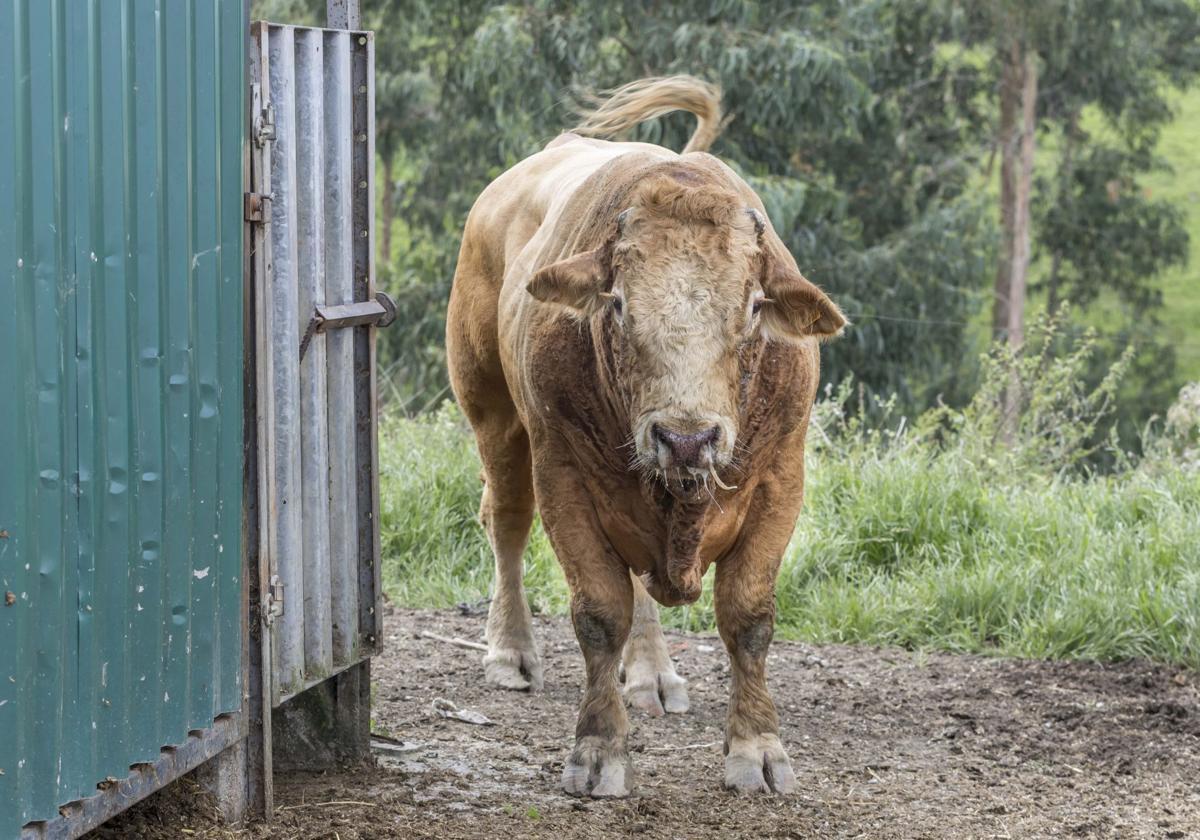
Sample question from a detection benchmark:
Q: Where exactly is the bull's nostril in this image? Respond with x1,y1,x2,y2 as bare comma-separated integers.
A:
651,424,670,449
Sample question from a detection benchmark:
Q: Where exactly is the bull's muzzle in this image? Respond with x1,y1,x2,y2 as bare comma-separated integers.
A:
652,423,721,470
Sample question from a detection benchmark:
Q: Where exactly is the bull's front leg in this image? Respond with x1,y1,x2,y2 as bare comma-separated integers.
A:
536,462,637,798
562,568,635,797
714,559,796,794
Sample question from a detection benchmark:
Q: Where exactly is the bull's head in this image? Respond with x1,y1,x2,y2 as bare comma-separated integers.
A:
527,177,845,489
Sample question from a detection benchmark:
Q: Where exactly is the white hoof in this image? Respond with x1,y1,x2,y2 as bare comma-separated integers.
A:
724,734,796,795
482,646,544,692
561,736,634,798
623,669,690,717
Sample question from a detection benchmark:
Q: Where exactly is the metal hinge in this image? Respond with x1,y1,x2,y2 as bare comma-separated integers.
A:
244,191,271,223
265,575,284,624
254,102,276,147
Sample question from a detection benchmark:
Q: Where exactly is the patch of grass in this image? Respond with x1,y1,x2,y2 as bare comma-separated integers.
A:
380,337,1200,669
378,404,567,617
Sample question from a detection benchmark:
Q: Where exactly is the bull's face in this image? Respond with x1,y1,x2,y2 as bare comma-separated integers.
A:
528,183,845,487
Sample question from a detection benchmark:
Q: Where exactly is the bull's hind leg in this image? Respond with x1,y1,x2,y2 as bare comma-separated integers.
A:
474,416,542,691
447,257,541,691
622,573,689,716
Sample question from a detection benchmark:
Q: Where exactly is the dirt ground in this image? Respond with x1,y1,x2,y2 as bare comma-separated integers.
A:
93,606,1199,839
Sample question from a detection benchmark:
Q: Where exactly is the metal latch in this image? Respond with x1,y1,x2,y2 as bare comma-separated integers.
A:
299,291,398,360
265,575,284,623
244,191,271,223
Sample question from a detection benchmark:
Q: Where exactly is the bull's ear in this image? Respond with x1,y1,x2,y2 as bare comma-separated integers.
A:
526,248,609,315
761,261,847,342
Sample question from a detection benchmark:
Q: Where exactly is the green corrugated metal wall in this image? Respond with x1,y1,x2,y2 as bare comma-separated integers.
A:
0,1,244,832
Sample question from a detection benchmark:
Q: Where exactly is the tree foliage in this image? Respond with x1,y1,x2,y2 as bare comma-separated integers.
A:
253,0,1197,448
349,0,998,411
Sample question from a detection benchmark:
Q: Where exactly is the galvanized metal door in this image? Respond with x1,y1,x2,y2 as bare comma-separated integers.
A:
248,22,385,706
0,1,245,833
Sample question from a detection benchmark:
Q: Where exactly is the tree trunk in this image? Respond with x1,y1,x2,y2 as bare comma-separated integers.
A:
993,39,1038,349
1046,110,1078,318
379,149,395,267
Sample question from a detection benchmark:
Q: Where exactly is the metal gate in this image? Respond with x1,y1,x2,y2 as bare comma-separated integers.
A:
0,0,246,834
248,22,387,706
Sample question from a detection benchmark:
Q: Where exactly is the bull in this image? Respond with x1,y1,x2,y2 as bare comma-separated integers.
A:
446,76,846,798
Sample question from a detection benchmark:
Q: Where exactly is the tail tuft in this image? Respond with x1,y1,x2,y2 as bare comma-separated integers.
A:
572,75,724,154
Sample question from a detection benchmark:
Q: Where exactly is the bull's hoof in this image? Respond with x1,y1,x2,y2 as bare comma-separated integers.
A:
482,646,544,692
561,736,634,798
724,734,796,795
624,669,689,717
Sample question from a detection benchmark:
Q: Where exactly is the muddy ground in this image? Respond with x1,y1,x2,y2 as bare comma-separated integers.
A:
93,607,1199,839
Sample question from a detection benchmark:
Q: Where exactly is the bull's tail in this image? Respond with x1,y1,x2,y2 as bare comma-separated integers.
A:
572,75,724,154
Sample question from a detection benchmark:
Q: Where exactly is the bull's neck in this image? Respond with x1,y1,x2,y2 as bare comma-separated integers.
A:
589,310,634,440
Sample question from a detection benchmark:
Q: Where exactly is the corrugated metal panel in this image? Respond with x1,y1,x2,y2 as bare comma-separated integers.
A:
250,23,378,704
0,1,245,833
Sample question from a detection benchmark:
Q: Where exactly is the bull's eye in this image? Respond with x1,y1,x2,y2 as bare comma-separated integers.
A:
751,294,765,319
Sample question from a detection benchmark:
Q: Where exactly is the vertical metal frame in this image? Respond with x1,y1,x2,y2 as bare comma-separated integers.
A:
246,20,276,821
352,29,384,651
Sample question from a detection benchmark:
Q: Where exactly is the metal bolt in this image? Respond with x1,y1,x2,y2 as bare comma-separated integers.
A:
358,85,367,93
358,180,367,189
361,230,368,238
358,36,366,45
357,133,367,142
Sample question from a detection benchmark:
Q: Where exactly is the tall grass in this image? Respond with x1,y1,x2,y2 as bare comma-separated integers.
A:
379,327,1200,668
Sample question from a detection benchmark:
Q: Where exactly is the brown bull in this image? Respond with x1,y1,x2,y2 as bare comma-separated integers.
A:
446,76,846,798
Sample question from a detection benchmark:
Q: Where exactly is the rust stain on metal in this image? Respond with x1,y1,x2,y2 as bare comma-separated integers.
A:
0,529,9,538
4,592,14,606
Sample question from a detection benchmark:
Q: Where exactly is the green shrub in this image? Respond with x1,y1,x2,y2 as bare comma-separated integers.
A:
379,330,1200,668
